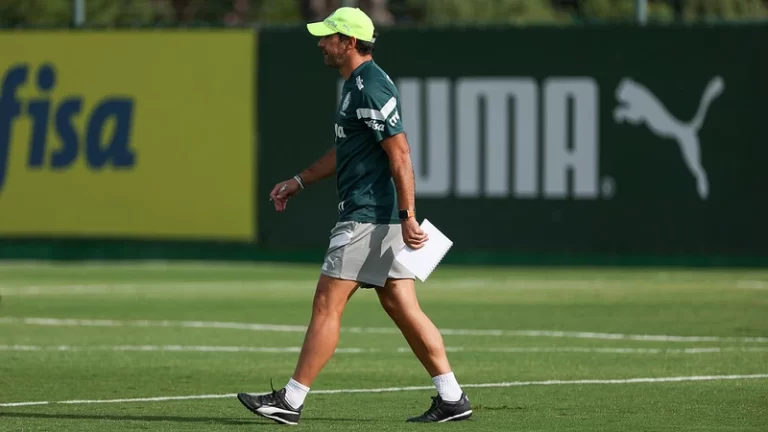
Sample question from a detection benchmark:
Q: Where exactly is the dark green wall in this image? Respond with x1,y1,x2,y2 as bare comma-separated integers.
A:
2,25,767,266
257,24,768,259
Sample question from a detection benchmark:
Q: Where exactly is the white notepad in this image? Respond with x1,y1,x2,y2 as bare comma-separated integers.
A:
394,219,453,282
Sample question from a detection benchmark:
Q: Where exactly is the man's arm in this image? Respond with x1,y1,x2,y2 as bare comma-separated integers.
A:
298,146,336,187
381,132,427,248
271,146,336,211
380,133,415,212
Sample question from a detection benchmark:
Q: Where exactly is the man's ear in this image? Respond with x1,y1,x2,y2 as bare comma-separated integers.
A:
344,36,358,51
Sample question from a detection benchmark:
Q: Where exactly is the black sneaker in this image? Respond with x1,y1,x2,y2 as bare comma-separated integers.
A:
407,393,472,423
237,383,303,425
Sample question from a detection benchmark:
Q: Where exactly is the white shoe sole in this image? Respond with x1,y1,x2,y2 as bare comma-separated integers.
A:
438,410,473,423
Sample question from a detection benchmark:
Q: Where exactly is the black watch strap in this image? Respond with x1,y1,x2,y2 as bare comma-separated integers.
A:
399,209,415,221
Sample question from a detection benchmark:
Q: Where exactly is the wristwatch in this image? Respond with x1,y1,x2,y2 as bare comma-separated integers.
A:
399,209,415,221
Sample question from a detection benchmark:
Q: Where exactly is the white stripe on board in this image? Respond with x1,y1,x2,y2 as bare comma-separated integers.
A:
2,317,767,343
2,374,767,408
1,344,767,354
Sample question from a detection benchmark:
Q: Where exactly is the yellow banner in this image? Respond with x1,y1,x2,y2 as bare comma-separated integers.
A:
0,31,255,241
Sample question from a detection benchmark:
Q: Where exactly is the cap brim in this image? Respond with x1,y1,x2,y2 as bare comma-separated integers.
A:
307,22,337,37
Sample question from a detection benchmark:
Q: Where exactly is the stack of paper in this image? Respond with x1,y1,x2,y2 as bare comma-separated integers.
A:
394,219,453,282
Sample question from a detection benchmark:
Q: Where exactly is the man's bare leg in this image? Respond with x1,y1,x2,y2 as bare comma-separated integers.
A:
292,274,359,385
280,275,360,409
375,278,465,403
236,275,359,424
375,278,450,376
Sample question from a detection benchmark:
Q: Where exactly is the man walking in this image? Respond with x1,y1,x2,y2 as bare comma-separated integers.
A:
237,7,471,425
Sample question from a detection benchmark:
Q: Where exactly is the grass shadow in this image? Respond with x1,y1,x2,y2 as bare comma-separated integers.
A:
0,412,256,426
0,412,378,424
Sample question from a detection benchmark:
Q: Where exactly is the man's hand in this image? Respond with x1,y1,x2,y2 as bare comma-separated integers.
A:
270,146,336,212
269,178,302,212
401,217,428,249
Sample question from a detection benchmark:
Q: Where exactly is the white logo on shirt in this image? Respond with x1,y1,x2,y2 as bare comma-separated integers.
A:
388,110,400,126
341,92,351,114
365,120,385,131
335,123,346,139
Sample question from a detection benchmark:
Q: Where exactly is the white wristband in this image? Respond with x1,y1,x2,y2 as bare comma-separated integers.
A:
293,175,305,190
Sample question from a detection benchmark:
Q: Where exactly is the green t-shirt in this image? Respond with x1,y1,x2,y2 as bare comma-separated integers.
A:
334,60,403,224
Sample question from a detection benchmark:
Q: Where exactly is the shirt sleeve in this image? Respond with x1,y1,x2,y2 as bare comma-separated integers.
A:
356,80,403,142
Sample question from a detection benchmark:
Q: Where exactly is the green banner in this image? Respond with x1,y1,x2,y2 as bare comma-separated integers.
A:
257,25,768,258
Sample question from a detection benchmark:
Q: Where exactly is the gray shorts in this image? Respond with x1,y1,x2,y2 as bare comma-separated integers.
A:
320,221,415,289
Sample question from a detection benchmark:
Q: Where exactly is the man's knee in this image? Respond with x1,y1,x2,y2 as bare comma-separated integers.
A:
378,291,400,317
377,278,419,318
311,275,359,318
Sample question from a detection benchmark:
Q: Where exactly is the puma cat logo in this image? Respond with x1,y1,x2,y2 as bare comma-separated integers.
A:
322,257,338,271
614,76,725,199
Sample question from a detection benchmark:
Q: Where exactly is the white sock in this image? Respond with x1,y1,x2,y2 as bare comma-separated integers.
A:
284,378,309,410
432,372,463,402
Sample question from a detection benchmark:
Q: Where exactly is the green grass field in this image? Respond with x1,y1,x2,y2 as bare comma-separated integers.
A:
1,262,767,431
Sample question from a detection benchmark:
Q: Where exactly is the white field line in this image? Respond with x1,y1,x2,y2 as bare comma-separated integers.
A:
0,282,304,296
736,280,768,290
3,278,768,295
0,281,627,293
2,316,767,343
448,346,768,354
0,260,320,271
1,344,767,354
0,260,235,269
0,281,585,296
2,374,767,408
0,345,347,354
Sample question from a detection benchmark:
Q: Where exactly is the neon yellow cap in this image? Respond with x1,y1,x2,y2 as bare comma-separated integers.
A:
306,7,376,43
